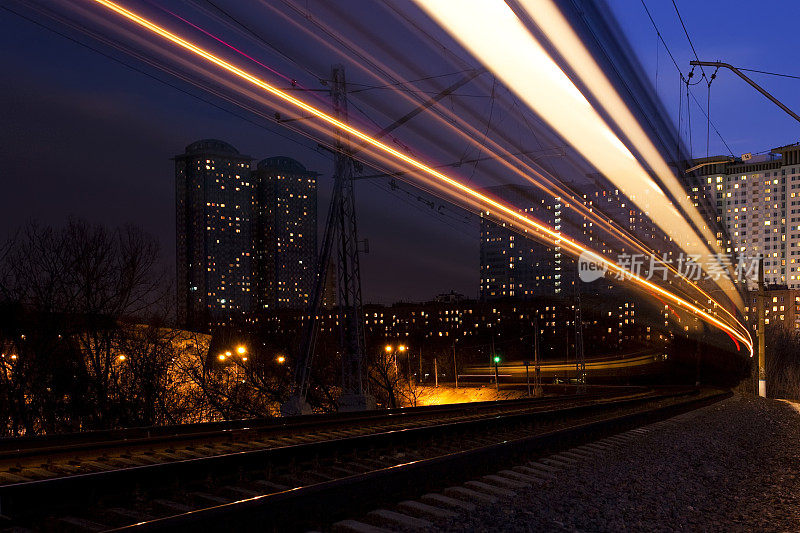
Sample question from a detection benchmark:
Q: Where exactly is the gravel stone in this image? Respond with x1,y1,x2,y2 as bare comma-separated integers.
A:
439,395,800,532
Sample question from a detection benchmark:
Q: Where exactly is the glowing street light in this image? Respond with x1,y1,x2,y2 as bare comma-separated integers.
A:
236,345,246,355
276,355,286,364
218,353,227,362
398,345,407,352
384,344,393,353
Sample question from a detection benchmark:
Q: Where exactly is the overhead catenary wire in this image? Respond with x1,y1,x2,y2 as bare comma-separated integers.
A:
738,67,800,80
670,0,706,80
640,0,734,157
0,3,327,157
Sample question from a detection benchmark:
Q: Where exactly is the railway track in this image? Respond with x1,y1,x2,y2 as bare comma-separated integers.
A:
0,387,720,531
0,387,638,483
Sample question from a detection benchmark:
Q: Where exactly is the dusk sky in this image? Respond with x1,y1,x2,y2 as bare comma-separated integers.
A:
2,0,799,304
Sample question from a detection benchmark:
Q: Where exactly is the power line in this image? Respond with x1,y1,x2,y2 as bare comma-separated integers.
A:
670,0,706,80
639,0,684,80
0,4,325,157
640,0,733,157
739,67,800,81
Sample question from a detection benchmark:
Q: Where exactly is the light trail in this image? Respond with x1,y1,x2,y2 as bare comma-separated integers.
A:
515,0,739,303
195,0,740,326
410,0,724,285
410,0,746,341
87,0,751,354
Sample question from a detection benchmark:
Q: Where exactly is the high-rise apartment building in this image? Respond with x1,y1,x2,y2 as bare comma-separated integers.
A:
253,157,318,311
175,139,255,329
479,183,664,301
694,143,800,288
175,141,317,330
479,185,573,300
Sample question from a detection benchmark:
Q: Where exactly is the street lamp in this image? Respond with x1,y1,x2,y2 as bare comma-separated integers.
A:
236,345,247,355
276,355,286,364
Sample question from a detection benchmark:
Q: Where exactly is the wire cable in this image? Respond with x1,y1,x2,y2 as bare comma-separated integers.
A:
739,67,800,80
670,0,705,80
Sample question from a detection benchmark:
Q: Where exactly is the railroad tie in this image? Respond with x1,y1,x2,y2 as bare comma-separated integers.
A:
420,492,477,512
397,500,458,520
497,469,545,484
106,507,155,523
513,465,555,479
331,519,393,533
191,492,229,505
443,486,499,504
366,509,433,530
223,485,260,498
525,461,560,473
482,474,531,489
541,455,577,466
253,479,290,492
463,480,517,498
58,516,108,531
152,499,194,513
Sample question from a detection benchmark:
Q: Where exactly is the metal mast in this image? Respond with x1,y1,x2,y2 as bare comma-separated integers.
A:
330,65,372,411
283,65,372,415
574,276,586,392
284,67,485,415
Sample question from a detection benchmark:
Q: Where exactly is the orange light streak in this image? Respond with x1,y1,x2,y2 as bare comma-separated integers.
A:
89,0,751,354
169,0,742,332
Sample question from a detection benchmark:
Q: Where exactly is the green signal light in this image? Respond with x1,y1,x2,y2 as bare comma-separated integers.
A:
493,356,501,364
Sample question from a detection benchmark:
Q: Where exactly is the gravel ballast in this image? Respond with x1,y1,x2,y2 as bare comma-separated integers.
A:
441,394,800,532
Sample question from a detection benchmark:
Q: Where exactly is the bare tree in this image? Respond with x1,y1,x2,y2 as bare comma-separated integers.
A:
0,219,168,434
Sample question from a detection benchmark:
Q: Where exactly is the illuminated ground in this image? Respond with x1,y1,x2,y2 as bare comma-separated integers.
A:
411,385,530,406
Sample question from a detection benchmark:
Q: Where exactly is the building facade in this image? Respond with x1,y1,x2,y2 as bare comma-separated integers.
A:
253,157,318,311
175,139,255,329
176,141,317,330
478,183,664,301
694,143,800,288
479,185,573,300
744,286,800,331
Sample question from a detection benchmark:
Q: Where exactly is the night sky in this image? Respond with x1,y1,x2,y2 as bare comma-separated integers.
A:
1,0,799,305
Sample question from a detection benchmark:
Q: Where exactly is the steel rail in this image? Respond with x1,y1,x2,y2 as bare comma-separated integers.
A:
114,389,729,532
0,386,643,460
0,388,689,528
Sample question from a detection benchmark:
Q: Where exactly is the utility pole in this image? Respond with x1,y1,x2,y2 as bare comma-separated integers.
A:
284,68,487,415
328,65,372,412
491,336,496,384
434,357,439,388
574,278,586,393
524,360,531,397
419,347,423,384
757,256,767,397
452,340,458,389
533,317,541,396
690,61,800,124
407,348,412,385
493,357,500,393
